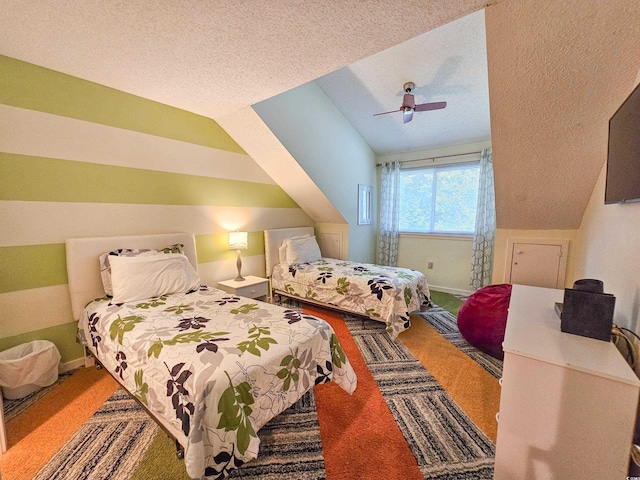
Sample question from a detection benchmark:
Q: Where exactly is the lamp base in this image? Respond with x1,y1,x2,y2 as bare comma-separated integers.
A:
234,249,245,282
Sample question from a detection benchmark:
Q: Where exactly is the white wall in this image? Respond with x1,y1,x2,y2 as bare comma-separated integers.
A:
398,234,474,295
253,81,378,263
572,163,640,332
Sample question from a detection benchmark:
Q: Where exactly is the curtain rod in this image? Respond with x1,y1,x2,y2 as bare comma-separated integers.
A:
375,150,482,167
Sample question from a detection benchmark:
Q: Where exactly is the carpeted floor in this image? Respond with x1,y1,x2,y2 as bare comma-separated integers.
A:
1,293,502,480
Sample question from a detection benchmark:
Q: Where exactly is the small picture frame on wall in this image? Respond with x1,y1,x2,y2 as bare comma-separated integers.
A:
358,184,372,225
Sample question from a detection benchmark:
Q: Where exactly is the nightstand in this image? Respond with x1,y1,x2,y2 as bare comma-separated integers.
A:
217,275,269,301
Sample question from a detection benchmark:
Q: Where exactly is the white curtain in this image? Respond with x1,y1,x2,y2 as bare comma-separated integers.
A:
377,160,401,266
470,148,496,290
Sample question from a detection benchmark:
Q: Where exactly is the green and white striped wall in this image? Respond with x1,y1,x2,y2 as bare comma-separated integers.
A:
0,55,312,366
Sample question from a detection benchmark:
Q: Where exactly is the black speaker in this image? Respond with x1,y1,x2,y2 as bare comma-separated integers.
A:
560,281,615,342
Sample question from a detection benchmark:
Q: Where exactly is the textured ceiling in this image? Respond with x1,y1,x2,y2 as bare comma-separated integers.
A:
486,0,640,229
2,0,639,232
316,10,490,155
0,0,488,120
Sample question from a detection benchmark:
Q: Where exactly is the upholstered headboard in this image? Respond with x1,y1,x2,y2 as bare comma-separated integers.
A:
65,233,197,321
264,227,315,278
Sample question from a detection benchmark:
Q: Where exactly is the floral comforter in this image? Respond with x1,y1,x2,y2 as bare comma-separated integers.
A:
79,286,357,479
271,258,431,338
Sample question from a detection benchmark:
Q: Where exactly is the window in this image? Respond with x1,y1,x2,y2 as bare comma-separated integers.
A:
398,162,480,234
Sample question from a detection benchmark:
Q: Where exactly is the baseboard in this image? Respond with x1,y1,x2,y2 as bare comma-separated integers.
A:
60,357,86,373
429,285,473,297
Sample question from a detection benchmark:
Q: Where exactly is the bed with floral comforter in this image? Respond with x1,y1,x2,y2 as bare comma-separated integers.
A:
271,258,431,339
79,285,357,479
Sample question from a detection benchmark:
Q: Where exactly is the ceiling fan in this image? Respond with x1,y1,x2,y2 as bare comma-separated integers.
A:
373,82,447,124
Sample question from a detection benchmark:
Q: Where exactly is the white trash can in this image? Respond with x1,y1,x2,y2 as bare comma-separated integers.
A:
0,340,61,400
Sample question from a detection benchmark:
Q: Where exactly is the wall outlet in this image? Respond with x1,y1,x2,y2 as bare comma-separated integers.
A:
427,262,433,269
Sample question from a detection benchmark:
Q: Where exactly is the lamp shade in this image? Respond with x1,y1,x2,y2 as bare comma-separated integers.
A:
229,231,248,250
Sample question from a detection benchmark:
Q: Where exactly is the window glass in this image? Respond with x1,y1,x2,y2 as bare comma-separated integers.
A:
399,162,480,234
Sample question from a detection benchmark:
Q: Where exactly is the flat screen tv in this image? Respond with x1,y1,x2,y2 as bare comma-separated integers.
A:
605,82,640,204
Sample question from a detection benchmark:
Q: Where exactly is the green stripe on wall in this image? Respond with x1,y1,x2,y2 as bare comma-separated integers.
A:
0,244,67,293
1,234,267,293
0,321,84,364
0,54,244,154
0,153,298,208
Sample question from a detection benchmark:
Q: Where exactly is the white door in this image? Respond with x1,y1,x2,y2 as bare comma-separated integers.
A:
509,243,564,288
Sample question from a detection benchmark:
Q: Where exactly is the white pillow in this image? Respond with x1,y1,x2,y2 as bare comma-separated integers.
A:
286,236,322,264
278,234,311,264
110,253,200,303
99,243,185,296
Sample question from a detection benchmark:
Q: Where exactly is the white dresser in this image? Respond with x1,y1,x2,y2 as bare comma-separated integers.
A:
494,285,640,479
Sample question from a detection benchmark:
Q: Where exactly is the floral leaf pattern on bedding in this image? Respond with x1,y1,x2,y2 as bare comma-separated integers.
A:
164,303,194,315
282,309,317,325
277,349,301,391
330,334,346,368
217,371,256,455
109,315,143,344
166,362,195,436
136,296,168,309
335,277,350,295
87,312,102,349
114,351,127,379
133,369,149,405
367,276,394,300
315,361,332,384
237,325,277,356
271,257,431,338
148,330,231,358
404,286,413,307
229,303,259,315
78,286,356,479
176,316,209,331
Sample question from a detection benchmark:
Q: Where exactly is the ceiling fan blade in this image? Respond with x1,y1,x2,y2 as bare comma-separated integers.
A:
414,101,447,112
403,109,413,123
373,109,401,117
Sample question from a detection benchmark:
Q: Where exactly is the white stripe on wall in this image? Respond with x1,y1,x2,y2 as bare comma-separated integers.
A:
0,104,275,184
1,201,312,246
0,285,73,337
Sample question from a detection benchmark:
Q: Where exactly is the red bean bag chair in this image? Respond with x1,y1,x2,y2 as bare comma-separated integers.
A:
457,284,512,360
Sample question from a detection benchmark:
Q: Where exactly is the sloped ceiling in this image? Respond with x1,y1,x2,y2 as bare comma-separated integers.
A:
315,9,491,156
0,0,488,119
1,0,639,231
486,0,640,229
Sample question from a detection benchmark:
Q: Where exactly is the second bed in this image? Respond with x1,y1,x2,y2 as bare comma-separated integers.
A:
265,227,431,339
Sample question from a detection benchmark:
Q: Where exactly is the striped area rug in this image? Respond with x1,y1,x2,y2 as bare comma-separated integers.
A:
24,303,499,479
344,315,496,479
32,388,159,480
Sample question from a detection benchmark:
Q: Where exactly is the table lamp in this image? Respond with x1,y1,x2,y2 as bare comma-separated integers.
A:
229,231,248,281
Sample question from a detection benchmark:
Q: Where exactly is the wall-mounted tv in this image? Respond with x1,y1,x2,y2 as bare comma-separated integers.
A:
605,82,640,204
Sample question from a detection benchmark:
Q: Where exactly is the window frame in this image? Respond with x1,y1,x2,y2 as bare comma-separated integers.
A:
398,159,481,236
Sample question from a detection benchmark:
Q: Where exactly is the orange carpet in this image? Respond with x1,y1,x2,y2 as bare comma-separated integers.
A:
1,307,499,480
400,314,501,442
307,306,424,480
0,366,119,480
